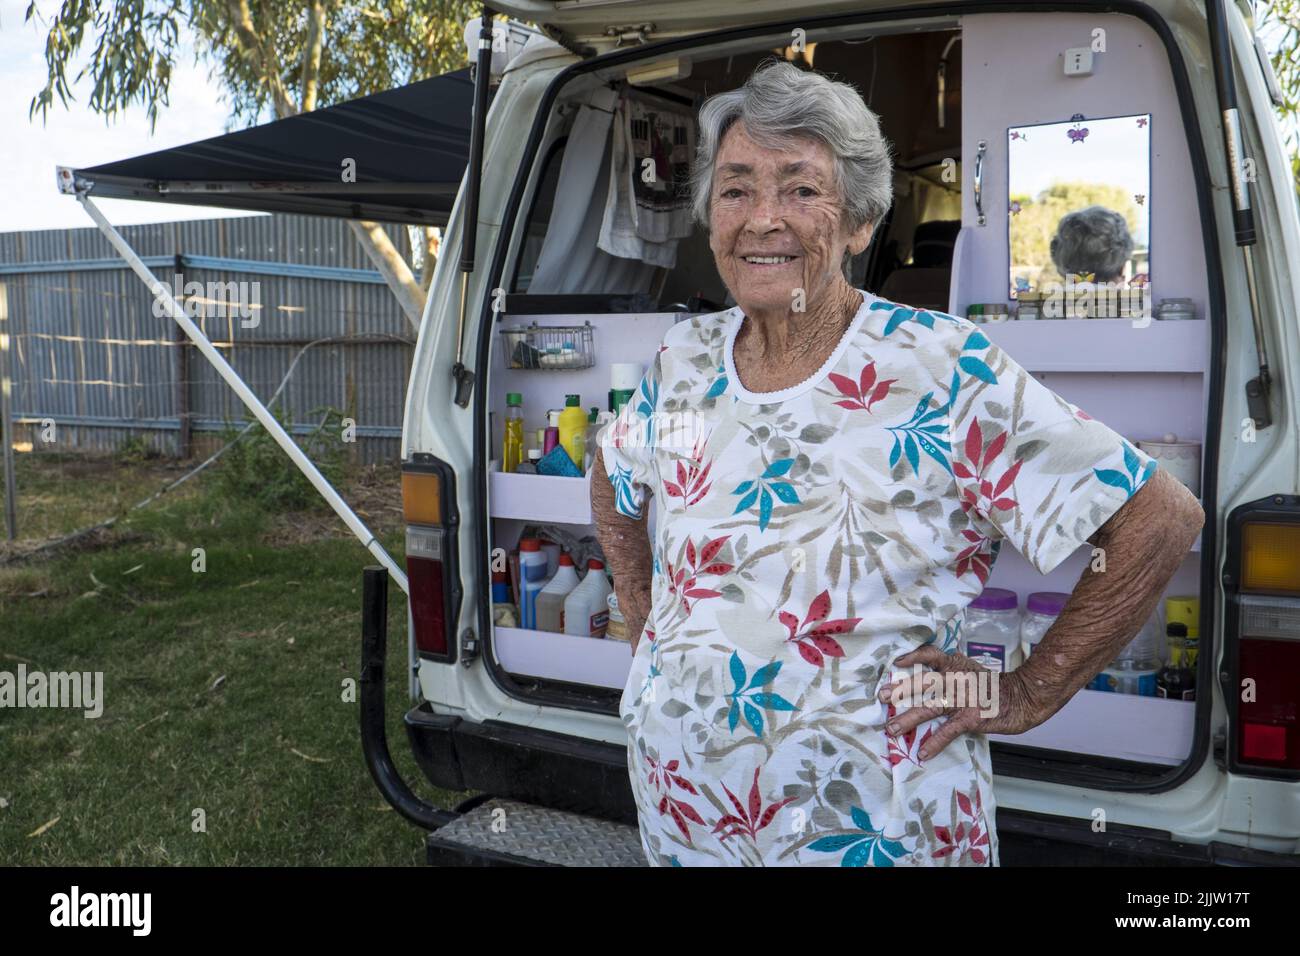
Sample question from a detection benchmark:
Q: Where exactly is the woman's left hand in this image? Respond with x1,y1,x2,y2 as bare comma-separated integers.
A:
875,645,1051,761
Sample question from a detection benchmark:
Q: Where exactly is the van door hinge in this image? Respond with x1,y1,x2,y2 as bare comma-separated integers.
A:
1212,726,1228,771
459,627,479,665
605,22,656,46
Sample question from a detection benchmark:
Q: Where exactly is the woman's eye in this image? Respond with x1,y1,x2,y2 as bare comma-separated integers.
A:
721,188,744,199
796,186,818,198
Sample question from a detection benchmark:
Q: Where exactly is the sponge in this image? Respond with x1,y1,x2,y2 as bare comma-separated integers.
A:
536,445,582,477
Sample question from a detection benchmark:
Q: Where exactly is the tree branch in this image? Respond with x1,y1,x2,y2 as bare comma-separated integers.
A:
224,0,297,118
300,0,327,113
347,220,426,331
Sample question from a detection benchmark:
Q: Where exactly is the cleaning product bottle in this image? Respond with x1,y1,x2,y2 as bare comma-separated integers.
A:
518,538,549,630
502,392,524,474
584,407,600,472
558,394,587,474
535,554,580,632
564,559,612,637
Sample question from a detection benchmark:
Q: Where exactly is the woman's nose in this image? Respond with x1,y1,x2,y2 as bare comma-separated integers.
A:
744,193,786,233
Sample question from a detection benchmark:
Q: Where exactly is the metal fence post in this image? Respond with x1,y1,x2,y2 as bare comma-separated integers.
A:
0,282,17,540
173,253,192,458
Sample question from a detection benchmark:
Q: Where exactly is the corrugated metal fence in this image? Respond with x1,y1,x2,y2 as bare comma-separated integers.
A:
0,214,417,464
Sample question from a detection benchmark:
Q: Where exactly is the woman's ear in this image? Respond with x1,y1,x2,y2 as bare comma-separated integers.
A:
847,220,875,257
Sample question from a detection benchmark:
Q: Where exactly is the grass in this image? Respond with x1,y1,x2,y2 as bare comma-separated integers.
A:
0,452,471,865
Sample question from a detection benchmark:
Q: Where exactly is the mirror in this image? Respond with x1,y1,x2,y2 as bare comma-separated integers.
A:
1007,113,1151,302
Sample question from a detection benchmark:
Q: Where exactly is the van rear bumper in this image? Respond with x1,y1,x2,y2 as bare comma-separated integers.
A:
404,704,1299,866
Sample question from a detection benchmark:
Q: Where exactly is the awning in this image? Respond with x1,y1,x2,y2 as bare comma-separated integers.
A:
66,69,477,225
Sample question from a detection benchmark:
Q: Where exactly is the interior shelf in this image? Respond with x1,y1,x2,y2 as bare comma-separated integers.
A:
981,318,1207,372
496,626,631,689
491,471,592,525
989,688,1195,766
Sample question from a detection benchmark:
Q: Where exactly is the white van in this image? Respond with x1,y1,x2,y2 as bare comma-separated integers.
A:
377,0,1299,865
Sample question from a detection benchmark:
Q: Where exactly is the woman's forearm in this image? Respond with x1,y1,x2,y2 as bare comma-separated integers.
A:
1009,468,1205,725
591,448,655,651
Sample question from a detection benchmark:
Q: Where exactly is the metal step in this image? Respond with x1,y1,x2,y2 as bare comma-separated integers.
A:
426,797,649,867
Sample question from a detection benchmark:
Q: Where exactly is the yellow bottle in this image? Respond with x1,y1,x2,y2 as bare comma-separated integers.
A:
503,392,525,473
558,394,587,473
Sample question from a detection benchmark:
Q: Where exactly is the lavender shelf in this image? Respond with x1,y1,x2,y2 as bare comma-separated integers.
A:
490,471,592,525
982,318,1207,373
495,626,631,689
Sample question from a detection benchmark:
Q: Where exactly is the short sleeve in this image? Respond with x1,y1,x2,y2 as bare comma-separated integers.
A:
946,327,1158,575
597,354,662,520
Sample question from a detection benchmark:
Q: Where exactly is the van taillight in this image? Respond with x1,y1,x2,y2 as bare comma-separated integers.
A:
402,456,461,664
1225,501,1300,776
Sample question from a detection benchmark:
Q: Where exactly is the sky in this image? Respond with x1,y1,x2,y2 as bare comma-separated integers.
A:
2,0,258,234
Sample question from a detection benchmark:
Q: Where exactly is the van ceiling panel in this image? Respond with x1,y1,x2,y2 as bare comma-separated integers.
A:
493,0,940,40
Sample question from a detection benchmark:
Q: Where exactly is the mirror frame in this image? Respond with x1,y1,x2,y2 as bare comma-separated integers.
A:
1005,112,1153,301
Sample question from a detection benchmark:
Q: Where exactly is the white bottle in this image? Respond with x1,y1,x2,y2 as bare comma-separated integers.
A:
535,554,580,633
564,559,613,637
518,538,548,631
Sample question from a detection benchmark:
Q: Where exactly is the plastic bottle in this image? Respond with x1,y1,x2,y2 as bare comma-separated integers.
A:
518,538,549,630
539,539,561,578
1020,591,1069,660
502,392,524,474
558,394,587,474
1156,622,1196,701
584,407,601,472
491,570,511,604
565,559,612,637
962,587,1022,672
1091,614,1161,695
535,554,580,632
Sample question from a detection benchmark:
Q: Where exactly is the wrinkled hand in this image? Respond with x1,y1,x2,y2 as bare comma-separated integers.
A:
875,645,1050,761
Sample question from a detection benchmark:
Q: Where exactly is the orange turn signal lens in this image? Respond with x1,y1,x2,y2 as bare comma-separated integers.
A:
402,470,442,526
1241,522,1300,594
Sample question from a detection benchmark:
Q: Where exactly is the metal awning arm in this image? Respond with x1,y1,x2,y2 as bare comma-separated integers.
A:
70,185,409,596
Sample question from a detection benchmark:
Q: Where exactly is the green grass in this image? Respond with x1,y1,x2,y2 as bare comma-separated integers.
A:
0,454,470,865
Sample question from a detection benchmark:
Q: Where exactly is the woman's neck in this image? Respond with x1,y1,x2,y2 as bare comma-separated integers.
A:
735,281,864,371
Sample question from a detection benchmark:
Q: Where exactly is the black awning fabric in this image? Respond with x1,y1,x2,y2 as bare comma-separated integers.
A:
73,69,476,225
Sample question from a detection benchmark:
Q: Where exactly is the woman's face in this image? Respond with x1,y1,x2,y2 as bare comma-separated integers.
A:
708,121,873,317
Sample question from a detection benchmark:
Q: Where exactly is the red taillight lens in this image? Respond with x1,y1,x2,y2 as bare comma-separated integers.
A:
407,526,450,657
402,457,460,663
1238,632,1300,770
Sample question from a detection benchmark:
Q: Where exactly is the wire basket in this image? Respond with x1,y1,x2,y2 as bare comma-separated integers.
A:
499,322,595,370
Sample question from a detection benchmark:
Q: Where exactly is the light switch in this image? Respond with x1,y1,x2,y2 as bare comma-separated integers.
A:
1064,48,1095,76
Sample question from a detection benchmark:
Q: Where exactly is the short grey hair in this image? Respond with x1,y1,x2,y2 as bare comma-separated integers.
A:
690,59,894,233
1050,206,1134,281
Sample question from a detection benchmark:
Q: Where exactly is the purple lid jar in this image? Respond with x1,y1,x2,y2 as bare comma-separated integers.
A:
1026,591,1070,616
970,587,1018,611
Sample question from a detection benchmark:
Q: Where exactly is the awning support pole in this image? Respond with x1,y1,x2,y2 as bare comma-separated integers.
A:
76,192,409,597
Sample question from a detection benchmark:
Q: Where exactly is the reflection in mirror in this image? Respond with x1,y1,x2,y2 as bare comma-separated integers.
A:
1007,114,1151,305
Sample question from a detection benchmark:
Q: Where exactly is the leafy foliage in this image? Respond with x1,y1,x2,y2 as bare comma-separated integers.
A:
209,403,347,512
1259,0,1300,193
27,1,477,127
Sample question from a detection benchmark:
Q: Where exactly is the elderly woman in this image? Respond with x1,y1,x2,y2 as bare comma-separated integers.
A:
591,60,1202,867
1050,205,1135,283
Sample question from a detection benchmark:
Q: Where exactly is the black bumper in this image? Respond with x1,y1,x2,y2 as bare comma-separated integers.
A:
404,703,1299,866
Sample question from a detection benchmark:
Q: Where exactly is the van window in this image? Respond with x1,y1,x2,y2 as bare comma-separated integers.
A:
512,136,567,293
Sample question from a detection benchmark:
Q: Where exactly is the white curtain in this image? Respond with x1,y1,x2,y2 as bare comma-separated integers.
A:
528,88,658,296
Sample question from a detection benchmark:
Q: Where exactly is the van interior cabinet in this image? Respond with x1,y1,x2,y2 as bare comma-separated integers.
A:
485,10,1210,772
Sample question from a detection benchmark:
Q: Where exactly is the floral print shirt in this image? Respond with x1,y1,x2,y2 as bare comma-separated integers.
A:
598,290,1157,867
